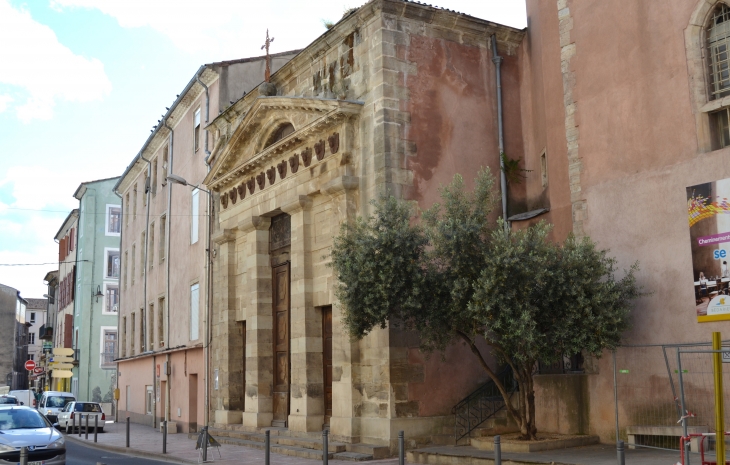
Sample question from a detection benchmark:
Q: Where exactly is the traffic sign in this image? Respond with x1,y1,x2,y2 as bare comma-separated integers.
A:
33,367,44,374
24,360,36,371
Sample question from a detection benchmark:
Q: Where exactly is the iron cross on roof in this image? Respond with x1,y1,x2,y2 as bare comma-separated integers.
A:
261,29,275,83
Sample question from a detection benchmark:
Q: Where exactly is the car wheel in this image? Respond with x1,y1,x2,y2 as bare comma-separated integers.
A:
98,427,104,433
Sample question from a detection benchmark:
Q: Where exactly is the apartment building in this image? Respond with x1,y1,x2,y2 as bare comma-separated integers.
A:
115,51,298,431
0,284,29,390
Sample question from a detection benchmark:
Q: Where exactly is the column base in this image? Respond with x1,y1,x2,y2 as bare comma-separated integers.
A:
243,412,273,428
288,413,325,433
214,410,243,425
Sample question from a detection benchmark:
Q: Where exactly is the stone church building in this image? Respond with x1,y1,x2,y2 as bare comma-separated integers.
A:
204,0,524,449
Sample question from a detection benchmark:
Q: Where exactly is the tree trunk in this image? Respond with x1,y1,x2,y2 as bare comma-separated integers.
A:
512,363,538,440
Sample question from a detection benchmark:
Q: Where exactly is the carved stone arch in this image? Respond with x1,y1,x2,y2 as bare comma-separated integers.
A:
685,0,730,151
255,120,296,154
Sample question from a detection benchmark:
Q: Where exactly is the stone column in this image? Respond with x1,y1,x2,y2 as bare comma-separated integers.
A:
211,229,244,425
281,195,321,432
239,216,273,428
321,176,361,441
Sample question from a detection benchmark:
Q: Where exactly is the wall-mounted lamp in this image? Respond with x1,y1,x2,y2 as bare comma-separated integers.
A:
94,285,103,303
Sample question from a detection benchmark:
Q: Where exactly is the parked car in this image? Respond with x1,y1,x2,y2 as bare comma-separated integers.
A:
38,392,75,424
56,402,105,433
0,397,18,406
7,390,35,408
0,405,65,464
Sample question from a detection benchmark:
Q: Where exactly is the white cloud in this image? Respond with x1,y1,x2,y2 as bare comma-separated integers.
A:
50,0,526,62
0,0,112,122
0,94,13,113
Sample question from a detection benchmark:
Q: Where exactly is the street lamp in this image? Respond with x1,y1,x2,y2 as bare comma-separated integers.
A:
166,175,210,193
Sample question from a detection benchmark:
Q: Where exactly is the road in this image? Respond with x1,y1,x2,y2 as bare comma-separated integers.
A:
66,440,183,464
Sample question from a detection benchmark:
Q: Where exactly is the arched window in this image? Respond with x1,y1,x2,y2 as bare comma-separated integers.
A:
264,123,295,149
708,4,730,99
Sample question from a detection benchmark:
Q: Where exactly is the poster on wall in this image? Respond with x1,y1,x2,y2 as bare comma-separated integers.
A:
687,178,730,322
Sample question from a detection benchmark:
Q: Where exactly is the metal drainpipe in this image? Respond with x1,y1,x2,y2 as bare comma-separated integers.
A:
139,152,153,427
491,34,509,231
112,186,123,423
195,71,212,429
85,187,98,404
163,118,174,424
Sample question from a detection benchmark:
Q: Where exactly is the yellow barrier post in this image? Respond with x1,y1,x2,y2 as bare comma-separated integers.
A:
713,331,726,464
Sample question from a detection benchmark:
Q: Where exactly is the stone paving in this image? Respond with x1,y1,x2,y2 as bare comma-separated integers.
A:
64,421,400,464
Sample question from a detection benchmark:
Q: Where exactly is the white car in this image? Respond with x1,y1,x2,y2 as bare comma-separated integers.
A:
56,402,105,434
0,405,65,464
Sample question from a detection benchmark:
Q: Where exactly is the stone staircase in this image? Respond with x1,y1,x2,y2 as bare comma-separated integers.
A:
191,425,390,461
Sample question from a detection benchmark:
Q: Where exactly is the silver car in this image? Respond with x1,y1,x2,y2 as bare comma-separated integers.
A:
0,406,65,465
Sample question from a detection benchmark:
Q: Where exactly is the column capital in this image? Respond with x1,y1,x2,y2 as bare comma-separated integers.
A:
321,176,359,196
238,215,271,234
212,229,236,245
280,195,313,214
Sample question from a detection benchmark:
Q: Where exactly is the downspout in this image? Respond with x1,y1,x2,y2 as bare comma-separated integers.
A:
85,188,97,403
112,186,123,423
163,117,174,425
139,152,153,427
195,71,212,429
491,34,509,232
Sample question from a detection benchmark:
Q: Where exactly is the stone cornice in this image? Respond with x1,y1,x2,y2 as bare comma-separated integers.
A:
204,97,363,192
281,195,313,214
321,176,360,196
238,216,272,234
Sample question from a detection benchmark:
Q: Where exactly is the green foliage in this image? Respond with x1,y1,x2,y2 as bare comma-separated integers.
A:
329,167,641,439
500,152,531,184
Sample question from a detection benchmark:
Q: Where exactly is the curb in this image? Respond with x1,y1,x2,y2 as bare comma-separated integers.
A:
65,434,196,464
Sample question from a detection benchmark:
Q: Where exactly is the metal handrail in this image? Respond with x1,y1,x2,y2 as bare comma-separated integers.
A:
452,366,518,443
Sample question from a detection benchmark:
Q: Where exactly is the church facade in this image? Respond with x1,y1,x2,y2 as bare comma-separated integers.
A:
204,0,524,449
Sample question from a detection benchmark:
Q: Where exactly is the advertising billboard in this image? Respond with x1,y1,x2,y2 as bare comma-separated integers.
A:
687,178,730,322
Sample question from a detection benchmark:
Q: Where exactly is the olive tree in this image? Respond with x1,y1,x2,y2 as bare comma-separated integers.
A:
330,168,641,439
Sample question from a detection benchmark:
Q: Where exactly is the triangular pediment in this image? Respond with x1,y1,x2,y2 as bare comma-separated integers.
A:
205,96,362,191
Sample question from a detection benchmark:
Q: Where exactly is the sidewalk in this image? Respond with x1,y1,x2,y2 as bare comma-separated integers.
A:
65,421,400,464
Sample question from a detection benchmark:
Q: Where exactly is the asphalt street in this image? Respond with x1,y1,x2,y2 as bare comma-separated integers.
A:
66,440,183,465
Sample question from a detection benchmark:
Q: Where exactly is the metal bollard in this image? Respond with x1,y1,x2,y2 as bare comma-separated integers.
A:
71,413,76,435
202,427,208,462
85,414,89,440
399,431,405,465
162,420,167,454
94,415,98,443
494,435,502,465
265,430,270,465
323,429,329,465
125,417,130,448
78,414,82,438
19,446,28,465
617,439,625,465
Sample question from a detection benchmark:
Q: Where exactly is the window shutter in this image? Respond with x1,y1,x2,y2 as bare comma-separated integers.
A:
71,266,76,301
190,284,199,340
64,314,73,348
70,228,74,251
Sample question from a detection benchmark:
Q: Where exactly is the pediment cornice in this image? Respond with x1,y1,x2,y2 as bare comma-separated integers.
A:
204,96,363,191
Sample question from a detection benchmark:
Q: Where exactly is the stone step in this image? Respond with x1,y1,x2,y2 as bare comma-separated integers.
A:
333,451,375,461
346,443,391,460
201,435,335,460
276,435,347,452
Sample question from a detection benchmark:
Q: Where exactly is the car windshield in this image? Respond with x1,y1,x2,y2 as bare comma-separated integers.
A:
46,396,73,408
0,397,18,405
74,403,101,413
0,409,49,430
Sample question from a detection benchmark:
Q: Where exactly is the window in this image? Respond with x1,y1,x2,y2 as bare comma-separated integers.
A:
540,149,548,188
149,223,155,269
29,333,35,345
148,303,154,349
125,193,130,226
712,107,730,149
105,284,119,313
131,312,136,355
162,147,169,187
709,4,730,100
133,184,138,221
29,312,35,324
140,232,146,277
190,283,199,341
106,249,120,279
191,190,199,244
146,386,153,415
121,316,127,357
107,205,121,235
131,245,136,284
159,215,167,263
158,297,165,347
151,158,158,197
140,307,146,352
101,329,117,368
28,354,34,361
124,251,128,289
143,172,148,207
194,108,201,152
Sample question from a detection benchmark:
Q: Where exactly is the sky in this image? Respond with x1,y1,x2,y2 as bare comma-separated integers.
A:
0,0,527,299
